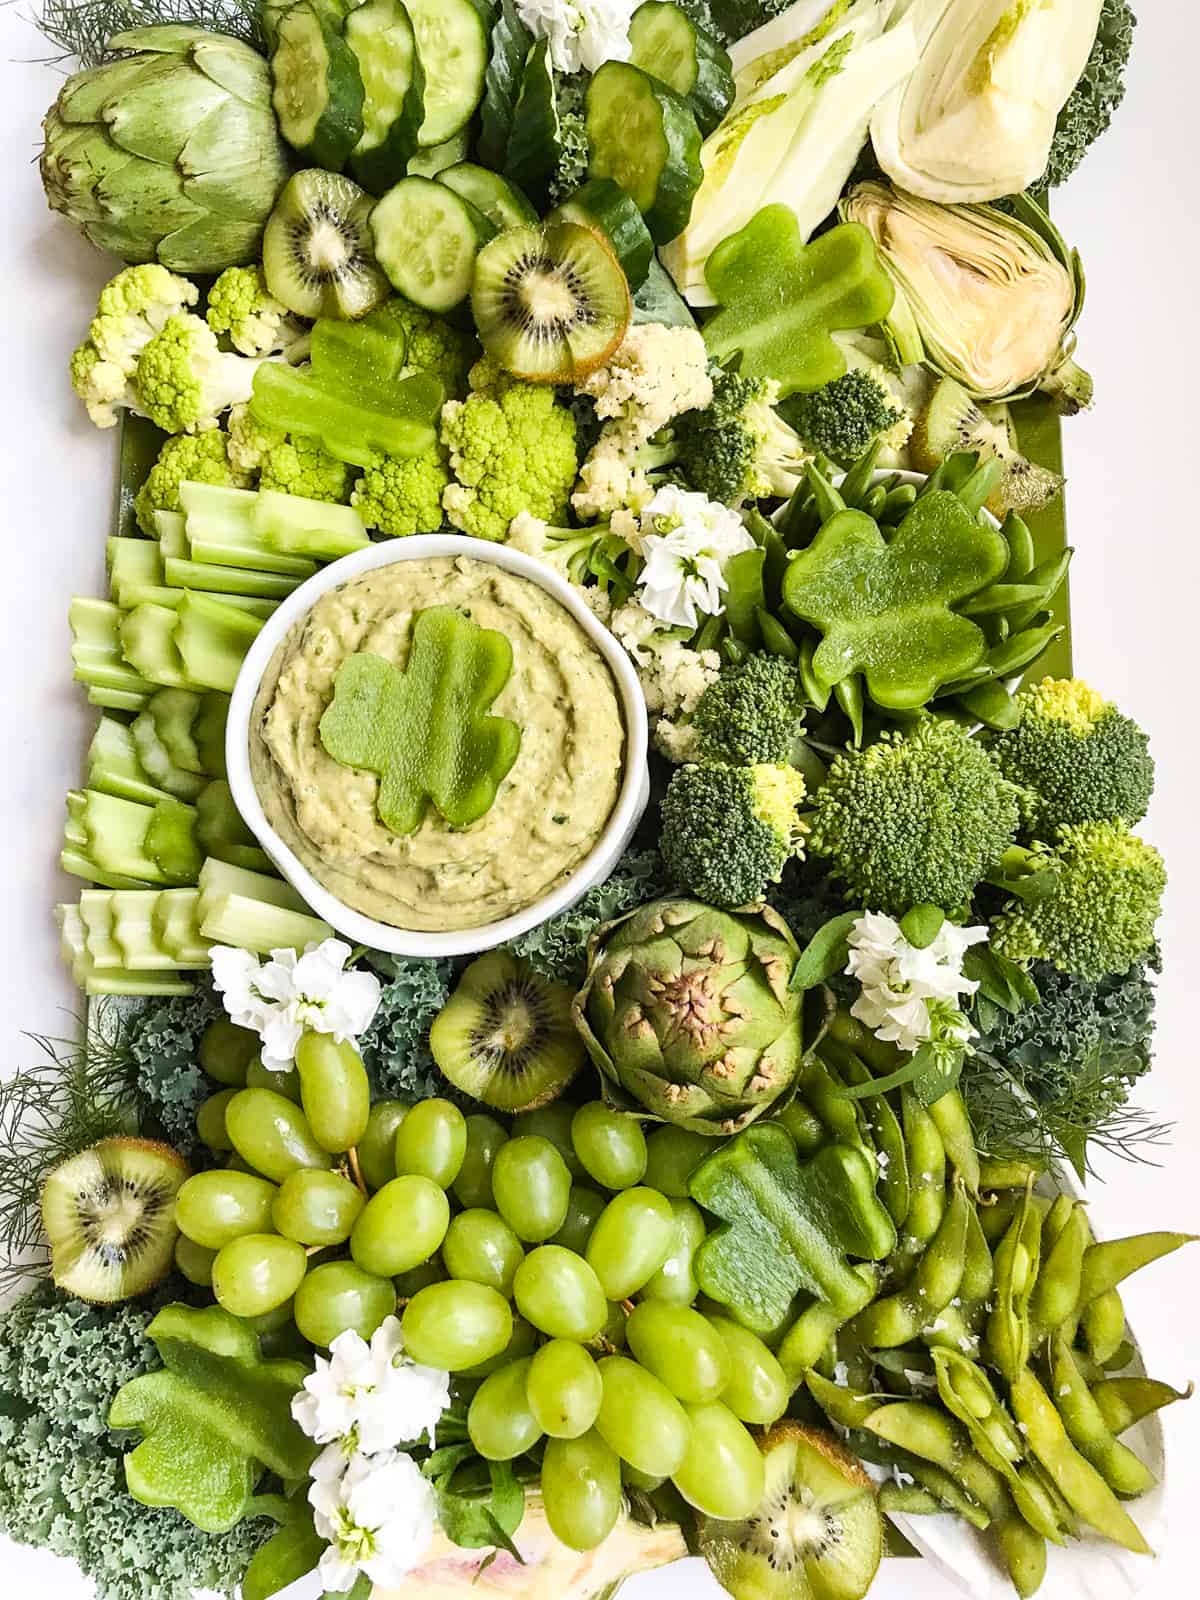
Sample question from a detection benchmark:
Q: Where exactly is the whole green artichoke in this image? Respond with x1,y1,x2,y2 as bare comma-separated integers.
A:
573,899,807,1136
40,25,290,273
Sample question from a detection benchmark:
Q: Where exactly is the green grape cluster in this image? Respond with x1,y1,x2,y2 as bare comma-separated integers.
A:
176,1023,792,1550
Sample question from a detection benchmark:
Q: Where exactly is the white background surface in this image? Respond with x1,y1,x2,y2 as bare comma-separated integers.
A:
0,5,1196,1598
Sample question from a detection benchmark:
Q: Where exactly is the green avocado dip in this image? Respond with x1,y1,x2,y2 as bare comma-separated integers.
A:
249,555,626,932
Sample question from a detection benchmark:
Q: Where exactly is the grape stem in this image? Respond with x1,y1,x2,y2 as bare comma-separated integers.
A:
347,1146,367,1197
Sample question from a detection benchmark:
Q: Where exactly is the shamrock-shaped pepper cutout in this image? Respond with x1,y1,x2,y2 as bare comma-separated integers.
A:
689,1125,897,1334
320,605,522,835
702,209,896,397
783,492,1010,710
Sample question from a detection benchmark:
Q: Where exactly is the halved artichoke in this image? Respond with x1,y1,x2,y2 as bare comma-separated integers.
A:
840,182,1091,413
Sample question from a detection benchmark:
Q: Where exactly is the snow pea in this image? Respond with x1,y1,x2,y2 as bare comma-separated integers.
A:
958,679,1020,731
1002,548,1073,632
1092,1377,1193,1436
850,1183,969,1350
1049,1331,1155,1498
985,1182,1042,1383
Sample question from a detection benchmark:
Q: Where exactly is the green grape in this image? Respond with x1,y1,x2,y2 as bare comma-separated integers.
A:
351,1175,450,1276
294,1260,396,1346
443,1210,525,1297
196,1088,238,1152
643,1126,716,1197
458,1317,537,1381
242,1298,295,1337
551,1186,607,1255
467,1358,542,1460
492,1137,571,1242
672,1401,764,1518
394,1257,447,1298
294,1034,371,1155
358,1100,409,1191
586,1188,676,1300
453,1114,508,1208
246,1058,302,1103
175,1170,277,1250
541,1431,622,1552
706,1316,789,1425
513,1104,585,1179
528,1340,603,1439
174,1234,216,1287
211,1233,307,1318
395,1098,469,1190
271,1169,365,1247
595,1356,690,1477
640,1198,706,1305
199,1019,259,1086
225,1088,333,1182
626,1302,730,1402
570,1103,648,1191
513,1246,607,1341
621,1463,665,1492
598,1301,628,1350
401,1281,513,1370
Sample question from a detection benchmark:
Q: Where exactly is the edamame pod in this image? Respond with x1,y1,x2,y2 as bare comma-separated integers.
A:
985,1182,1042,1383
776,1264,877,1381
926,1090,980,1196
851,1183,968,1350
1029,1201,1088,1343
995,1515,1047,1600
865,1400,1008,1521
899,1090,945,1253
1079,1231,1198,1303
1092,1377,1193,1436
1050,1332,1156,1498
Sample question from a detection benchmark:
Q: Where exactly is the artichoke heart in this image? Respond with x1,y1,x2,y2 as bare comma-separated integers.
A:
842,181,1091,410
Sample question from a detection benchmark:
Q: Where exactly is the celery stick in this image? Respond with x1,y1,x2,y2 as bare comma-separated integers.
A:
196,779,272,874
164,557,302,601
119,583,280,619
108,537,165,606
57,903,89,987
197,856,306,925
145,797,202,884
255,489,369,559
132,709,207,801
194,694,229,779
63,790,155,888
120,602,192,689
88,716,174,806
79,888,123,968
111,890,200,969
87,968,195,996
188,530,319,578
199,892,332,953
152,888,212,965
154,511,188,559
70,598,154,697
89,685,151,714
181,480,362,569
175,594,264,693
145,689,205,772
79,790,172,885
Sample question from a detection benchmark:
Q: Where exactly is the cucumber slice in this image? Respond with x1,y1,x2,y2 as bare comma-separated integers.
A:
503,38,559,208
371,175,494,312
550,177,655,289
478,0,534,169
407,129,469,177
585,61,702,244
628,0,734,137
439,163,538,230
406,0,488,146
271,1,365,170
347,0,426,194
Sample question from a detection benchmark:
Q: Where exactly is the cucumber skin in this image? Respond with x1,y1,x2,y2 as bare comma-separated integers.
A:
439,163,538,228
628,1,734,137
503,38,560,209
479,0,534,169
347,0,427,195
371,176,493,313
550,177,654,290
271,4,366,173
406,0,489,147
585,63,703,245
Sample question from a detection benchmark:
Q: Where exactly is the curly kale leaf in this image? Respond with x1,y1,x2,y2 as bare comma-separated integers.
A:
506,850,668,986
360,956,458,1102
125,982,224,1157
1040,0,1136,192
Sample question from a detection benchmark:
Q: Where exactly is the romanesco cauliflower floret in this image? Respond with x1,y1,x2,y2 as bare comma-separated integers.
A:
259,432,357,501
135,314,264,434
576,322,713,435
661,762,808,907
375,296,476,395
206,265,306,358
134,430,252,536
440,358,578,541
70,264,200,427
225,402,283,474
352,448,450,537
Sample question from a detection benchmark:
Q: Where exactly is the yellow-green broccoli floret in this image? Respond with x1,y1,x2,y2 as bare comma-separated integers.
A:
134,431,252,536
807,719,1022,916
784,368,908,467
206,266,306,358
70,264,200,428
661,762,808,907
134,314,263,435
693,652,807,766
374,297,476,396
986,677,1155,835
992,821,1166,980
440,358,578,542
352,447,450,538
226,403,283,474
225,404,354,502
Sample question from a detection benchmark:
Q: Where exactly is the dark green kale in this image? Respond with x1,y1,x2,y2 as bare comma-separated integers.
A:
549,74,590,206
506,849,668,986
125,982,223,1157
1040,0,1136,191
359,956,458,1102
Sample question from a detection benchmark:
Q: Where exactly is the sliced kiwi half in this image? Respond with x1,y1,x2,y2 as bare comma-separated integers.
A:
262,169,391,320
911,377,1064,519
471,221,631,383
42,1137,190,1304
429,950,585,1112
699,1422,883,1600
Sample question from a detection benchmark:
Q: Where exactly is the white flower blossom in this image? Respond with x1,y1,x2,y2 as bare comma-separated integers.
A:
292,1317,450,1457
635,485,755,629
845,911,988,1055
516,0,634,74
211,938,381,1072
310,1448,437,1592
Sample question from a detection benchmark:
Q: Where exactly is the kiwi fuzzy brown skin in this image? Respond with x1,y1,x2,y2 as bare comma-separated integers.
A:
41,1136,190,1306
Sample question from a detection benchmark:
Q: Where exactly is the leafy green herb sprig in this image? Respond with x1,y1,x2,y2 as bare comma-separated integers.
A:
34,0,268,68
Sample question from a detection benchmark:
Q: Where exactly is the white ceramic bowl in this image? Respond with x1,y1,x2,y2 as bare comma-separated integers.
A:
225,534,650,958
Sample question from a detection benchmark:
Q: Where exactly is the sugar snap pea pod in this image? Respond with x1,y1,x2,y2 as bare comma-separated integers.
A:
880,483,918,522
980,1157,1042,1191
954,458,1003,516
850,1183,969,1350
865,1400,1009,1521
833,675,864,747
957,680,1020,731
694,613,724,652
985,1183,1042,1384
803,461,846,524
1080,1287,1127,1366
798,635,831,711
1003,548,1073,631
1092,1377,1194,1436
1009,1368,1151,1554
799,1051,871,1152
1079,1231,1198,1304
777,1264,877,1382
1049,1331,1156,1498
754,607,800,660
804,1368,879,1431
982,620,1065,681
774,1099,826,1156
1000,511,1036,582
1029,1202,1088,1345
879,1482,942,1516
995,1514,1048,1599
821,1039,909,1229
837,441,884,508
859,483,888,519
959,581,1049,618
926,1089,981,1196
900,1090,945,1250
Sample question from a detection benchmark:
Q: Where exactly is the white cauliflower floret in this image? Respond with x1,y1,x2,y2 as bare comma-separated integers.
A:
572,425,663,522
610,600,721,726
576,322,713,436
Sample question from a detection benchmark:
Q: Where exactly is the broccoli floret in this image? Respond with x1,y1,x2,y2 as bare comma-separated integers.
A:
352,447,450,538
808,719,1022,917
374,296,476,396
507,509,623,585
661,761,808,906
1040,0,1135,192
675,370,809,505
986,677,1154,835
549,74,591,205
225,404,355,503
783,368,906,467
992,821,1166,981
205,266,306,358
441,357,579,541
70,265,200,428
692,652,807,766
133,431,251,536
135,314,263,435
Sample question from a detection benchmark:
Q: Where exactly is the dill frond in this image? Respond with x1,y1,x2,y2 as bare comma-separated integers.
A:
33,0,269,68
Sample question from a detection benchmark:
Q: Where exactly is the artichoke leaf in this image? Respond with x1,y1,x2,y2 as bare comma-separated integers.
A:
191,35,277,105
181,102,288,217
157,213,274,274
103,63,230,163
57,56,150,124
107,24,217,53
